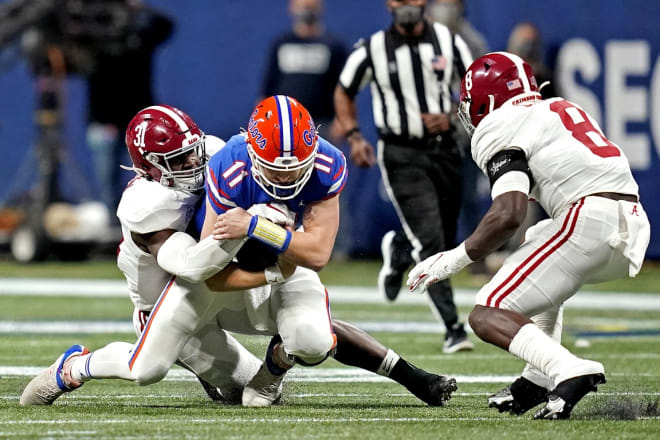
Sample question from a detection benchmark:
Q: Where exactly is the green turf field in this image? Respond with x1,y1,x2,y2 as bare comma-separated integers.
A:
1,258,659,438
2,257,660,292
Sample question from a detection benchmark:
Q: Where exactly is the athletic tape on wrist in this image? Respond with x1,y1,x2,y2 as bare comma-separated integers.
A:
247,216,292,254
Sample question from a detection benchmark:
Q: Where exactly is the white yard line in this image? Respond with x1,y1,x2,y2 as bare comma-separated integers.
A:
0,365,517,383
2,278,660,310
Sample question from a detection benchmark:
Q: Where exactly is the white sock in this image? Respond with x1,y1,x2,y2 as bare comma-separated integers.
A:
70,342,134,383
508,323,585,385
376,349,400,377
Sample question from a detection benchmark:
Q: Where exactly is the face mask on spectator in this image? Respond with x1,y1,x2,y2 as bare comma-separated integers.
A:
294,7,321,25
392,5,425,31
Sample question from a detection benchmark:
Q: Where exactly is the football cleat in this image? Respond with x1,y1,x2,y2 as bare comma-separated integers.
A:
242,336,287,407
241,363,284,407
196,376,242,405
414,373,458,407
443,323,474,354
533,373,606,420
20,344,89,406
488,377,548,415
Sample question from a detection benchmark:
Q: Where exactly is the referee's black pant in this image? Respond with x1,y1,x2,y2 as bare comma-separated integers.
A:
377,138,463,329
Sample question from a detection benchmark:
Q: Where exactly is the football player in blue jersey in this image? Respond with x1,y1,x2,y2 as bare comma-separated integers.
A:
21,98,456,408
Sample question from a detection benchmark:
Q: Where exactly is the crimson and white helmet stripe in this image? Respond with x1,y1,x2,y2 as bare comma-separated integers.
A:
144,105,194,142
493,51,531,92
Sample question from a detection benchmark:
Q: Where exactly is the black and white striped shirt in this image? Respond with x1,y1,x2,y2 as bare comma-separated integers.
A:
339,20,473,141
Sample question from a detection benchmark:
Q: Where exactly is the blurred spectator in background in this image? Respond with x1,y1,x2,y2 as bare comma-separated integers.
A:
86,1,173,217
507,22,557,99
429,0,490,274
260,0,350,256
428,0,487,58
260,0,347,143
335,0,474,353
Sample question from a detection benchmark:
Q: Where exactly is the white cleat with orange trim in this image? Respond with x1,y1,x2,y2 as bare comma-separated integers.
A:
20,344,89,406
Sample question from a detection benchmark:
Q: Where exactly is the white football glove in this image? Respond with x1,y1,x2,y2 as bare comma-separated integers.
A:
406,243,473,294
247,203,295,227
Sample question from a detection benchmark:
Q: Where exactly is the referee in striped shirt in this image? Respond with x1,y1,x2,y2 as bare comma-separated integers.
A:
334,0,474,353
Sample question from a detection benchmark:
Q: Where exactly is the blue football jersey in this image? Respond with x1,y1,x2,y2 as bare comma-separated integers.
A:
192,133,347,234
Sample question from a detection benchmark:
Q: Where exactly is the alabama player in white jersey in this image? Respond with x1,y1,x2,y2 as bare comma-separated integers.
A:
21,102,456,408
21,105,269,405
407,52,650,419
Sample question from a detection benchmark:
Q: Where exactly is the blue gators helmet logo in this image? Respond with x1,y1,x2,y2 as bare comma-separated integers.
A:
248,109,267,150
302,116,316,147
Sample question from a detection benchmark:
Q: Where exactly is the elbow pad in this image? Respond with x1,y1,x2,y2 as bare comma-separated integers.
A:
157,232,247,283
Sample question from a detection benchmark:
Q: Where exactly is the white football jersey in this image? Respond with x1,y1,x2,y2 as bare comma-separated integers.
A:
471,98,639,217
116,178,201,310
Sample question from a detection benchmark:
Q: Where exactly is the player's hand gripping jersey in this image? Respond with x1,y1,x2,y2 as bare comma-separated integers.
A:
202,133,347,222
471,97,639,218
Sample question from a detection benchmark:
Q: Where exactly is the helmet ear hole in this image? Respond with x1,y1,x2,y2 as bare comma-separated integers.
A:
477,104,487,116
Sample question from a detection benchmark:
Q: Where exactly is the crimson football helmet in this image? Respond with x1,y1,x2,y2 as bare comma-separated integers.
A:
124,105,206,191
246,95,318,200
458,51,542,135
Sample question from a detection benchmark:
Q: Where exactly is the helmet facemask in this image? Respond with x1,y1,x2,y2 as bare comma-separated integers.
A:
145,135,207,191
247,142,318,200
457,96,475,136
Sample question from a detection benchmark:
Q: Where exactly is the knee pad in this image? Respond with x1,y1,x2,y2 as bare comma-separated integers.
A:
295,349,334,367
284,322,335,365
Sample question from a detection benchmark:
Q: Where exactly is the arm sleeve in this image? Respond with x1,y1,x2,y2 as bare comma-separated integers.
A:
490,170,531,199
486,149,534,199
338,42,373,98
156,232,247,283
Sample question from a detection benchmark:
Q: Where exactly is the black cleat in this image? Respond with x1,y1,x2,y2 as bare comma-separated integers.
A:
411,372,458,407
533,373,606,420
443,323,474,354
378,231,413,301
196,376,240,404
488,377,548,415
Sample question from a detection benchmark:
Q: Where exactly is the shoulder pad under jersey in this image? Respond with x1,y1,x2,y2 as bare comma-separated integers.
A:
117,178,200,234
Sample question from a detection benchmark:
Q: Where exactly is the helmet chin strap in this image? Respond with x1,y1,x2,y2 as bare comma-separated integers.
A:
488,94,495,113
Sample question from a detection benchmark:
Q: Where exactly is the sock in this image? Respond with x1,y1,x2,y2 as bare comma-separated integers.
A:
389,357,427,392
69,342,134,383
376,349,401,377
266,343,295,376
508,323,585,385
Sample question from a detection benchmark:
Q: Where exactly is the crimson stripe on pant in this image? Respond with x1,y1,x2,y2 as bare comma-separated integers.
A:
486,199,584,308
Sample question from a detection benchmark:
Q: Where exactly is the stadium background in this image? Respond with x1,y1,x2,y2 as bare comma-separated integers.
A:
1,0,659,258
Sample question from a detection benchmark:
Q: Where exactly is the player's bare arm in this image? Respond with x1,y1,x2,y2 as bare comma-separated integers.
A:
464,191,528,261
212,196,339,272
204,256,296,291
287,195,339,271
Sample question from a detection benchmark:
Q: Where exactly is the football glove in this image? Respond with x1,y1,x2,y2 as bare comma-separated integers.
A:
407,243,473,294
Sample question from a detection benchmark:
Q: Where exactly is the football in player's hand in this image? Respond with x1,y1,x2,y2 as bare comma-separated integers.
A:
236,239,278,271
